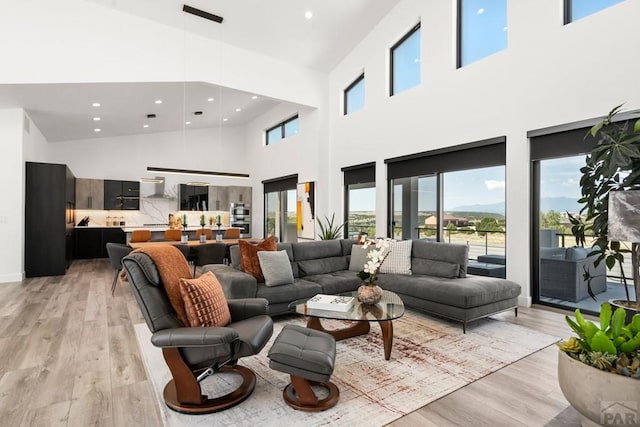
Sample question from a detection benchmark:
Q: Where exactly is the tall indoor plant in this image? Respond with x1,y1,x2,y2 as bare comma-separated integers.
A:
571,105,640,312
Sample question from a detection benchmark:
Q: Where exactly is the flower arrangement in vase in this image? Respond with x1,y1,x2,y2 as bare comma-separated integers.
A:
355,238,391,304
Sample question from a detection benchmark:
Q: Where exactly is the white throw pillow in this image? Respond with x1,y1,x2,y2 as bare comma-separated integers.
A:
379,239,412,275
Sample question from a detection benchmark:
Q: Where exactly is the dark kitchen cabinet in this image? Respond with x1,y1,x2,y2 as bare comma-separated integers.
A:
180,184,209,211
101,228,126,257
25,162,76,277
104,180,139,210
75,227,126,259
74,228,103,259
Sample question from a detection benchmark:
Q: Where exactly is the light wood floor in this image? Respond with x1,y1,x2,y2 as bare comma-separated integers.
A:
0,260,578,426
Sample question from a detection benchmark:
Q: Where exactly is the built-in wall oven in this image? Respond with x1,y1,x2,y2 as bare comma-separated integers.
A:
231,222,251,238
230,203,251,237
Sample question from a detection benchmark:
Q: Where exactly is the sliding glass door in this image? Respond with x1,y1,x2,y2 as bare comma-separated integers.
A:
265,189,296,243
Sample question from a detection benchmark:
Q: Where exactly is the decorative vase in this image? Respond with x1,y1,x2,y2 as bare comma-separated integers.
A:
357,284,383,305
557,350,640,427
199,233,206,243
181,234,188,243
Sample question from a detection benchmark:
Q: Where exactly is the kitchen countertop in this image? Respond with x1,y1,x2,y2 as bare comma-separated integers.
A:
75,225,238,232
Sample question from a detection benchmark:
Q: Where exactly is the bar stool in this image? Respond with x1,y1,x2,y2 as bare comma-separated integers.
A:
164,229,182,241
223,228,240,239
130,229,151,243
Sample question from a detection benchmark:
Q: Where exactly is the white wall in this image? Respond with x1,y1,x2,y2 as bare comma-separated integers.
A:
47,125,250,226
328,0,640,305
244,100,330,238
0,0,325,108
0,109,25,282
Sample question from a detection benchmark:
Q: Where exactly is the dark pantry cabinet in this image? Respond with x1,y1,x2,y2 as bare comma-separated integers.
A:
25,162,76,277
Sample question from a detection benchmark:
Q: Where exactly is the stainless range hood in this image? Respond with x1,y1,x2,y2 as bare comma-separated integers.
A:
142,177,175,199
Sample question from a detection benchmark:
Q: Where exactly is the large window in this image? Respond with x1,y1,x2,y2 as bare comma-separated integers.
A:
390,23,421,96
344,73,365,115
530,119,635,315
386,139,506,260
565,0,624,23
442,167,505,259
343,163,376,238
266,115,299,145
263,175,298,242
458,0,507,67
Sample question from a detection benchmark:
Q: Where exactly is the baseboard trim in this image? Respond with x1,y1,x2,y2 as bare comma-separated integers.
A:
518,295,532,307
0,272,24,283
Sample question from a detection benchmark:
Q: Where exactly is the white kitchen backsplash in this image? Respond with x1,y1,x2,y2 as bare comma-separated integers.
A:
75,196,230,228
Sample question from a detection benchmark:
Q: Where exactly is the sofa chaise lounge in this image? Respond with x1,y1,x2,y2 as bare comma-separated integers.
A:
204,239,521,332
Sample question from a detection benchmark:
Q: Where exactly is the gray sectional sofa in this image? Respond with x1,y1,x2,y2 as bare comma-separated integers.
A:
203,239,521,332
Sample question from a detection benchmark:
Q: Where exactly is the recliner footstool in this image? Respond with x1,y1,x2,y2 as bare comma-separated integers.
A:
268,324,339,411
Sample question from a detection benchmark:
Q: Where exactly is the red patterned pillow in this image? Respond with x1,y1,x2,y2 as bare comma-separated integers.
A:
239,236,276,283
179,272,231,327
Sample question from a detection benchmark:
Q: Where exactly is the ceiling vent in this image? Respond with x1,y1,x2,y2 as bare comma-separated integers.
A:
183,5,224,24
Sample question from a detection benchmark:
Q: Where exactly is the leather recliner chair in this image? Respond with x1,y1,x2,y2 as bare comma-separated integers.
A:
122,252,273,414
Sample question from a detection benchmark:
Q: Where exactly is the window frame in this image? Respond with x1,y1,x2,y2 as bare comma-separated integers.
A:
265,114,299,145
343,72,365,116
389,22,421,97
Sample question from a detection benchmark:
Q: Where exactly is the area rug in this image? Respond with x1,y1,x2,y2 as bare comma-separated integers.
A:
135,310,560,427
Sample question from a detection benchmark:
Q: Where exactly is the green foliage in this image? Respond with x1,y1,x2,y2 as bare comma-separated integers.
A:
317,213,346,240
558,302,640,377
572,104,640,303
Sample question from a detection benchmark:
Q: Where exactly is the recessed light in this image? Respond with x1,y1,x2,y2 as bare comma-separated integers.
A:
235,108,242,112
155,100,163,104
223,118,228,122
93,117,101,121
94,128,101,132
207,98,214,102
305,10,313,19
185,121,191,125
92,102,101,107
251,95,258,100
143,124,149,128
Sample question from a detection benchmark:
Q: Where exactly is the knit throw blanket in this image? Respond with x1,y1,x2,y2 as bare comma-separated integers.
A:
132,245,192,326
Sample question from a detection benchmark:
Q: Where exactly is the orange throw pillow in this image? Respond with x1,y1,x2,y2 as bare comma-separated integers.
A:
179,272,232,327
132,245,192,326
239,236,276,283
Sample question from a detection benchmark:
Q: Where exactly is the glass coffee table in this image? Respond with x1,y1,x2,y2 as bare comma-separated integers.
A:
289,290,405,360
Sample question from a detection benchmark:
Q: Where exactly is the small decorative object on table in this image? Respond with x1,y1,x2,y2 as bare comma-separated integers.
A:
199,215,207,243
181,214,188,243
356,238,392,304
307,294,355,312
216,215,223,241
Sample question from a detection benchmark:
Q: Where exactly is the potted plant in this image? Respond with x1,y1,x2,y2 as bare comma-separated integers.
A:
557,302,640,425
570,105,640,314
317,213,346,240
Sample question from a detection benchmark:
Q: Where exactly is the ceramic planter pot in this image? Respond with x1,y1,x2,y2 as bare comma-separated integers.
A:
557,350,640,427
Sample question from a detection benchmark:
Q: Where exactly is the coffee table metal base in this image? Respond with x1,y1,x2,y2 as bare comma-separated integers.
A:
306,317,394,360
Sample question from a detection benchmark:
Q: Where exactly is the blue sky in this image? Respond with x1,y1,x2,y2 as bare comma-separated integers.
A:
348,157,588,212
460,0,507,66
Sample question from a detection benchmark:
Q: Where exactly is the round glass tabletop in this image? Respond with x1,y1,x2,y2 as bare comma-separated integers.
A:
288,289,405,322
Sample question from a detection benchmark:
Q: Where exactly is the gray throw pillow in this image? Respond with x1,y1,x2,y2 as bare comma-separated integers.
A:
257,250,294,287
412,259,459,278
349,244,372,272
